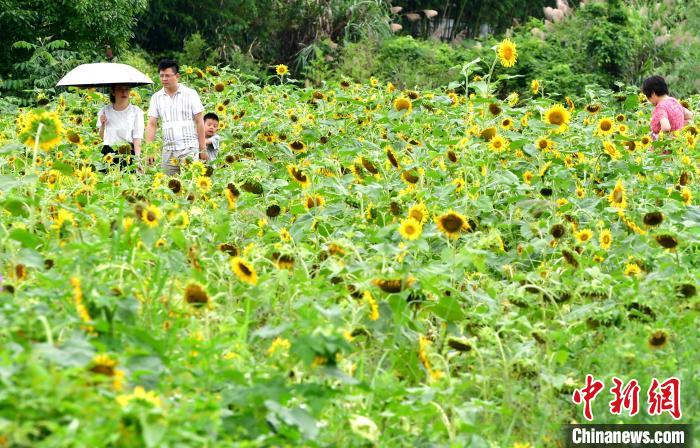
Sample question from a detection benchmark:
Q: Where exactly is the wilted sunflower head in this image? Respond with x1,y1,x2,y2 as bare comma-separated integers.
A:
373,276,415,293
218,243,239,256
643,211,664,226
289,140,307,153
585,104,601,114
446,150,458,163
401,169,420,184
647,330,669,349
676,283,696,298
446,337,473,352
550,223,566,239
266,204,281,218
561,249,579,268
184,283,209,307
654,234,678,249
488,103,502,116
89,354,117,376
480,127,497,141
167,178,182,194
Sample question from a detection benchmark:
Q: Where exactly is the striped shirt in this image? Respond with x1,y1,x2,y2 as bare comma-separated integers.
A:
147,84,204,152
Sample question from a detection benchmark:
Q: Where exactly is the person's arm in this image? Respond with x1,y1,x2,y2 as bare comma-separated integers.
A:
98,110,107,139
660,117,672,132
195,112,208,160
145,117,158,143
683,107,694,124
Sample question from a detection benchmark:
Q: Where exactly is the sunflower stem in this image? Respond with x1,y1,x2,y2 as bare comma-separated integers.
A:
32,123,44,174
38,315,54,345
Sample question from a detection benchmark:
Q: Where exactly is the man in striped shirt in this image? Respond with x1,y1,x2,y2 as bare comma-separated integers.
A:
145,59,207,175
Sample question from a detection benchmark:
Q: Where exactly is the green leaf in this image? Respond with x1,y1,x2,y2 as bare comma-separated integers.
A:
429,295,466,322
9,228,41,248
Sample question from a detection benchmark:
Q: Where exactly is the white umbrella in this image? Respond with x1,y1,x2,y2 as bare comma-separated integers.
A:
56,63,153,88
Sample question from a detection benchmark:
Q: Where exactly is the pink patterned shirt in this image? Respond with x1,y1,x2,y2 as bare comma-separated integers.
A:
650,97,685,134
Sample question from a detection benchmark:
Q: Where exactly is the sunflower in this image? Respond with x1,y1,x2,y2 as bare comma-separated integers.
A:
141,204,162,228
680,187,692,205
575,229,593,244
435,211,470,239
275,64,288,76
500,117,514,130
488,103,502,116
305,195,325,209
196,176,212,193
643,211,664,226
66,130,81,144
531,79,540,95
544,104,571,129
216,103,226,114
655,234,678,249
408,203,429,224
401,169,420,184
497,38,517,67
399,217,422,241
214,83,225,93
608,180,627,210
647,330,668,349
624,263,642,276
272,252,295,270
18,110,64,151
603,141,620,159
167,178,182,194
622,140,636,151
287,164,310,188
89,353,117,377
575,186,585,199
373,276,415,293
184,283,209,307
550,224,566,239
288,140,307,153
230,257,258,285
640,135,651,146
565,96,575,112
523,171,533,185
489,135,509,152
597,117,614,135
535,137,551,151
393,97,412,113
599,229,612,250
385,147,400,168
585,104,601,114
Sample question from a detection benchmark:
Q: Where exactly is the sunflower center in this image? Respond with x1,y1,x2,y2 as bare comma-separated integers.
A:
442,215,464,232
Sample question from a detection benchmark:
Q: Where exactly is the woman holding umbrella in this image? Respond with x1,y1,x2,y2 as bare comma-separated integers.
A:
97,84,144,170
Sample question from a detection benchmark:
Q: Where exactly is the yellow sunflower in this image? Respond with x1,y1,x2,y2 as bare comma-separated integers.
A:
599,229,612,250
544,104,571,129
523,171,533,185
489,135,509,152
399,217,422,241
196,176,212,193
435,211,470,239
141,205,162,228
18,110,64,151
275,64,289,76
287,164,310,188
230,257,258,285
393,97,413,113
597,117,615,136
408,203,429,224
305,195,325,209
288,140,307,152
531,79,540,95
575,229,593,244
608,180,627,210
497,38,517,67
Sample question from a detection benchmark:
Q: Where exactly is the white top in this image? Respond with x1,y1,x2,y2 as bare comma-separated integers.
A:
96,104,145,146
147,84,204,152
206,134,221,161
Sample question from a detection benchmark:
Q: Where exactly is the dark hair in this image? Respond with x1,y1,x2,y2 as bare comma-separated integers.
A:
158,59,179,74
109,93,115,104
204,112,219,122
642,76,669,98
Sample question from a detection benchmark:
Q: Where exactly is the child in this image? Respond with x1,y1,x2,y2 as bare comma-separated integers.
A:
203,112,221,161
642,76,693,140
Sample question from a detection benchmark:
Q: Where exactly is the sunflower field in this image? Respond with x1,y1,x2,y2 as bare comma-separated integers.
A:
0,54,699,447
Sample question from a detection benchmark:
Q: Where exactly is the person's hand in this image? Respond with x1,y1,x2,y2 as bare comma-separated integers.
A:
100,115,107,125
199,151,209,161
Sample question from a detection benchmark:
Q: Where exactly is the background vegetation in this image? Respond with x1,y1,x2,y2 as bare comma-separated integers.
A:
1,0,698,105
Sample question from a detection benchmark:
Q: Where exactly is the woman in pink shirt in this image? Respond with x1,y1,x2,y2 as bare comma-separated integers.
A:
642,76,693,140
